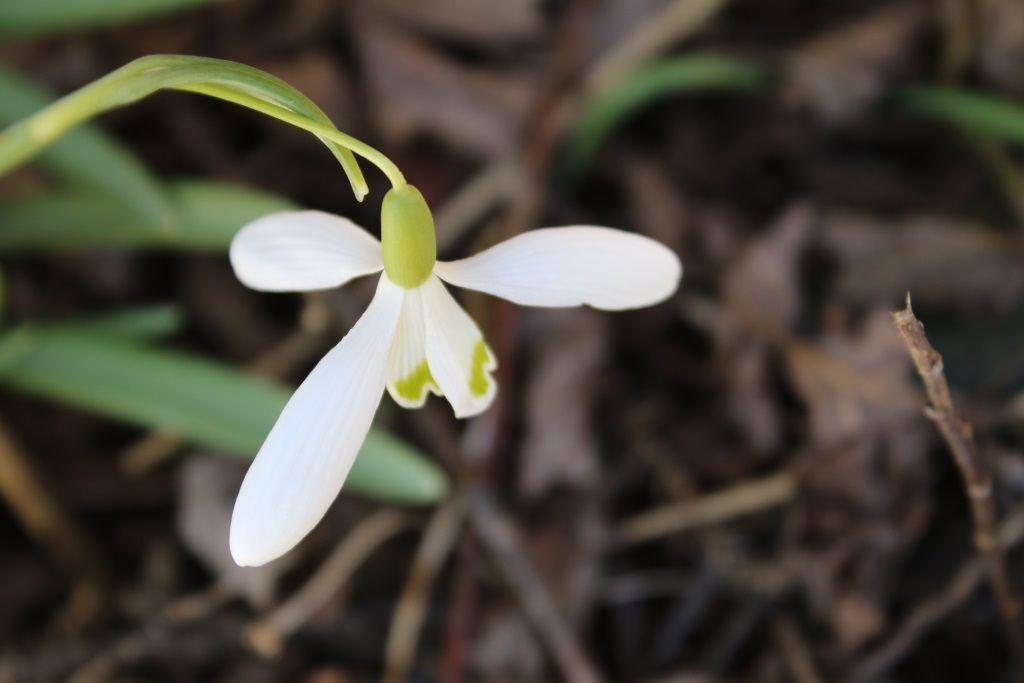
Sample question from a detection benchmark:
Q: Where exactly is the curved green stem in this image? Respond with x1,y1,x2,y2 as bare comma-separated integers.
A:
0,55,406,197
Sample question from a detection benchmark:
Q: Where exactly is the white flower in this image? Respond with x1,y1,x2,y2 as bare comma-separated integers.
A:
228,186,682,566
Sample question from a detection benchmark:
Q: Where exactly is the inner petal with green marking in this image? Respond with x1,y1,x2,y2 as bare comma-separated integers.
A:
469,340,492,397
394,360,437,403
386,285,440,408
386,276,498,416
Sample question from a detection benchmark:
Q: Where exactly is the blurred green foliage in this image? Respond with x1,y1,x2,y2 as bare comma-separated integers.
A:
0,64,173,225
0,181,297,252
0,0,229,39
567,55,1024,181
897,87,1024,147
0,316,448,504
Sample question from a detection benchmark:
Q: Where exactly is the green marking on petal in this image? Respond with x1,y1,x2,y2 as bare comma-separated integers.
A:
469,341,491,397
395,360,436,402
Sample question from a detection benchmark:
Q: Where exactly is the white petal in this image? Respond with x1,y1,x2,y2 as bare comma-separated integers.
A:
386,285,440,408
434,227,682,310
421,276,497,419
229,276,404,567
230,211,383,292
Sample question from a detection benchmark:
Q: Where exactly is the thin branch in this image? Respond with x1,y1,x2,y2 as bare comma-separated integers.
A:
891,296,1024,659
851,504,1024,683
467,487,606,683
382,497,466,683
0,419,106,628
773,614,825,683
612,470,796,546
245,509,414,657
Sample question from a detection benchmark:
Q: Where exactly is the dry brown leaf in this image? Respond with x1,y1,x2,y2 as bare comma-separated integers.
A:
831,591,886,651
820,212,1024,312
304,668,353,683
716,204,815,454
584,0,671,64
519,308,607,497
177,455,294,610
361,0,544,45
624,157,690,255
783,2,929,120
785,310,931,649
976,0,1024,91
722,203,813,333
355,20,535,159
472,611,546,682
786,310,920,447
645,675,722,683
727,342,780,454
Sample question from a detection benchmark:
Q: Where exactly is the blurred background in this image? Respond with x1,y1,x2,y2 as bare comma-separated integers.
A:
4,0,1024,681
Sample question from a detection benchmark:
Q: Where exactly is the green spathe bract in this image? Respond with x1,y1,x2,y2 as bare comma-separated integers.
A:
381,185,437,289
0,55,413,202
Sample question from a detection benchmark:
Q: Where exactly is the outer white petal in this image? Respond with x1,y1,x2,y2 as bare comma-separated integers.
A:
421,276,497,419
434,226,682,310
230,210,383,292
386,285,440,408
229,276,404,567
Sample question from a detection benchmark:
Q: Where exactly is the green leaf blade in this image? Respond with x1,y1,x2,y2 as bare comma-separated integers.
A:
0,180,298,252
0,324,448,504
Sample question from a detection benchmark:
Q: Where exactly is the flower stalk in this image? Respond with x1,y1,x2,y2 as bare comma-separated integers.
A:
0,55,407,199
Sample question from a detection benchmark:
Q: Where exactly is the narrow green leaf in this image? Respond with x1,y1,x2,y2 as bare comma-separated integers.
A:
896,86,1024,146
0,63,173,227
0,180,297,252
565,54,769,177
0,324,448,504
0,0,228,39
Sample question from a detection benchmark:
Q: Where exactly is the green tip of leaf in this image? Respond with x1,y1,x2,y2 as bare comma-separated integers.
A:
564,53,769,179
895,86,1024,146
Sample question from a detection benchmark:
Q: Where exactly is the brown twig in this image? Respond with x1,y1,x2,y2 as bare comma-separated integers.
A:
246,509,414,657
851,503,1024,683
39,506,413,683
439,534,479,683
938,0,978,82
0,419,107,626
773,614,825,683
891,296,1024,658
382,497,466,683
439,0,599,680
613,470,797,547
467,487,605,683
65,585,233,683
582,0,731,95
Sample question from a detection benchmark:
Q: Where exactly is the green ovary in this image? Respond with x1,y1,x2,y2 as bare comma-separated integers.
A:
469,341,491,397
381,185,436,289
395,360,436,401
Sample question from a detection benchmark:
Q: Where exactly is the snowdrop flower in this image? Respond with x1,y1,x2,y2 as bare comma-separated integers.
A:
228,185,681,566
